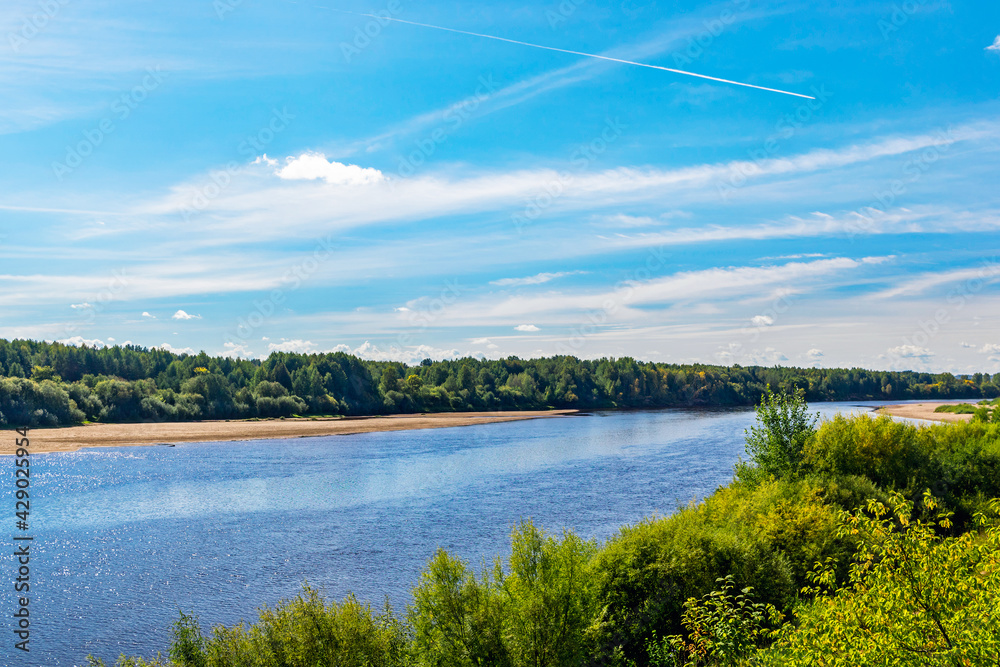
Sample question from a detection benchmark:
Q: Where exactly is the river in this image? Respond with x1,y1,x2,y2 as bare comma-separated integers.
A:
1,401,930,664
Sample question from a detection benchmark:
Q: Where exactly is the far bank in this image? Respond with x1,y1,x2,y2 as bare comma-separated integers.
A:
1,410,578,455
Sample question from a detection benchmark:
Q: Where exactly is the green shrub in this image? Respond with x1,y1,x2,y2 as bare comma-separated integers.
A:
0,377,85,426
803,414,931,492
804,416,1000,531
651,575,783,667
410,520,596,667
585,476,855,665
144,586,409,667
763,494,1000,666
934,403,976,414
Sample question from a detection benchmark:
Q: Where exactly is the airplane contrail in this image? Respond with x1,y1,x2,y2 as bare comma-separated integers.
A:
304,3,815,100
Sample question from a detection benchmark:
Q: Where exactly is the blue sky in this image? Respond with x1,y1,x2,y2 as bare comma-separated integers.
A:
2,0,999,372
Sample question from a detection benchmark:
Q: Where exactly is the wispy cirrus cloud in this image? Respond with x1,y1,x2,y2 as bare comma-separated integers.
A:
869,265,1000,300
127,120,997,247
402,257,877,328
490,271,586,286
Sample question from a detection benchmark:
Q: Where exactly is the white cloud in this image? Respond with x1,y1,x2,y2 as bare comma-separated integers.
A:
222,342,254,358
750,315,774,327
960,342,975,348
888,344,934,359
870,265,1000,300
491,271,585,287
141,311,155,318
515,324,540,332
761,253,827,261
807,348,824,357
107,337,116,342
154,343,195,355
171,309,201,320
276,152,385,186
485,258,865,321
987,36,1000,52
267,339,318,354
980,344,1000,354
602,214,658,228
343,341,461,364
736,347,788,365
252,154,278,167
70,302,91,309
137,122,995,246
606,207,1000,255
57,336,106,348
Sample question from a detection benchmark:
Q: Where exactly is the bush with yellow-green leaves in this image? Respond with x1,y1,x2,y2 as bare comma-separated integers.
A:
763,493,1000,666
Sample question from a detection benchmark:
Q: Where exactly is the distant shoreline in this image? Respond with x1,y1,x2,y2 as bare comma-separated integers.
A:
875,402,974,423
3,401,982,455
2,410,579,455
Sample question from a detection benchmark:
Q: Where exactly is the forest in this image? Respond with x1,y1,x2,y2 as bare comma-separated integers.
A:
85,390,1000,666
0,338,997,427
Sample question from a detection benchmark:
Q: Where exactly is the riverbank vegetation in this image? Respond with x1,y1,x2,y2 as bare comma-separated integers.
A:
86,390,1000,666
935,397,1000,423
2,338,997,427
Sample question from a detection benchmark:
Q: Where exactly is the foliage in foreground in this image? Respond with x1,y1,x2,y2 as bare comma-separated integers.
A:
650,576,783,667
89,587,408,667
764,493,1000,666
409,520,597,667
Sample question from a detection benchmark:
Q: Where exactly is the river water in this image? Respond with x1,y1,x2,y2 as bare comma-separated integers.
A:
0,401,931,664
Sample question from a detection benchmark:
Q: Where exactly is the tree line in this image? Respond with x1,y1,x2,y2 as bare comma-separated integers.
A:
1,337,997,426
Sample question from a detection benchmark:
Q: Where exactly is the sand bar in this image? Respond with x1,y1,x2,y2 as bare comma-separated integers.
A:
876,402,974,423
2,410,579,455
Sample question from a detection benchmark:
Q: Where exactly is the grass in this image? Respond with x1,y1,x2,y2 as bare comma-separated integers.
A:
935,403,979,414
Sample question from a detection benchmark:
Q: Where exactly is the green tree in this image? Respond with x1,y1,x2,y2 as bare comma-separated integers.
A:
501,521,597,667
271,361,293,390
737,388,817,484
292,365,324,398
409,550,511,667
405,374,424,393
31,365,60,382
379,366,401,396
457,364,475,393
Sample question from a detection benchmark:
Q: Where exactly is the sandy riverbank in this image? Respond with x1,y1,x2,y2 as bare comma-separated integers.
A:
875,402,974,423
2,410,579,455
